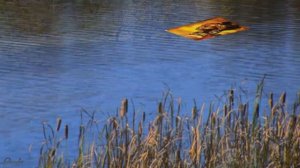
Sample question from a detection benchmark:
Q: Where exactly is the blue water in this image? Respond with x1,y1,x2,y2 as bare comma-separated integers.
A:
0,0,300,166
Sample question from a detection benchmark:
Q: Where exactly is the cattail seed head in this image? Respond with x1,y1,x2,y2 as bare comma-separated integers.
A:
79,125,85,140
56,117,62,132
269,92,273,109
280,92,286,104
120,98,128,118
288,115,297,132
212,113,216,126
224,105,228,117
176,150,181,162
138,122,143,137
65,125,69,140
254,103,259,118
112,118,118,129
50,149,56,157
229,89,234,104
142,112,146,122
176,116,181,128
192,106,197,120
158,102,163,114
238,104,243,113
271,105,277,117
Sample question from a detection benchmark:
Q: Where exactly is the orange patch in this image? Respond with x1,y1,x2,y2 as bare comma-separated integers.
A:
166,17,248,41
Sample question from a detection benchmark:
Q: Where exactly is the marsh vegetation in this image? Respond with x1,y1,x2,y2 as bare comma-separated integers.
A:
39,81,300,168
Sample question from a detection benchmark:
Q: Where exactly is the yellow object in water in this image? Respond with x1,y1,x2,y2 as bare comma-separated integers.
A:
166,17,248,41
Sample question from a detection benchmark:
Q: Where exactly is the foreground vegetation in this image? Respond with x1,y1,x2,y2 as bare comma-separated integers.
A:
39,81,300,168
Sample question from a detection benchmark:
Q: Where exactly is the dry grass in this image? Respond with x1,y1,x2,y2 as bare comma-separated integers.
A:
38,82,300,168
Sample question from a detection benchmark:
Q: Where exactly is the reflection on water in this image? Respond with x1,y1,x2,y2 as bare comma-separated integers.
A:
0,0,300,165
0,0,113,32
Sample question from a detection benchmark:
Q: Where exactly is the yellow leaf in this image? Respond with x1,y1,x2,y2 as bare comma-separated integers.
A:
166,17,248,41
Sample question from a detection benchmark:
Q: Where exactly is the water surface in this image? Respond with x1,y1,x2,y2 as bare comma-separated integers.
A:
0,0,300,166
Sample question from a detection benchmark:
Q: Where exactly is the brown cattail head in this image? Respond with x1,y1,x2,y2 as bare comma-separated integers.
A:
120,98,128,118
65,125,69,140
229,89,234,104
280,92,286,105
269,92,273,109
79,125,85,140
176,150,181,162
238,104,243,113
112,117,118,129
238,104,246,118
50,149,56,157
176,116,181,128
142,112,146,122
271,105,277,117
243,103,247,114
56,117,62,132
158,102,163,114
211,112,216,126
254,103,259,119
288,115,297,132
224,105,228,117
192,106,197,120
138,122,143,137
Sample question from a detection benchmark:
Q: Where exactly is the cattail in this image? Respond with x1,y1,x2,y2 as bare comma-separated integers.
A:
238,104,243,113
142,112,146,122
269,92,273,109
243,103,248,121
177,97,182,114
112,117,118,129
50,149,56,157
211,113,216,127
56,117,62,132
176,116,181,128
120,98,128,118
176,150,181,163
229,89,234,105
254,103,259,119
277,122,283,137
271,105,277,117
138,122,143,137
280,92,286,104
286,115,297,139
79,125,85,141
192,106,197,120
238,104,245,118
65,125,68,140
158,102,163,114
224,105,228,117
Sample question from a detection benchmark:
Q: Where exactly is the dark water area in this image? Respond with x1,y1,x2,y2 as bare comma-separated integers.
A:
0,0,300,166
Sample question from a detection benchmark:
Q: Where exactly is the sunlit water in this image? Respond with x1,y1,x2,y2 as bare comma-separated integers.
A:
0,0,300,166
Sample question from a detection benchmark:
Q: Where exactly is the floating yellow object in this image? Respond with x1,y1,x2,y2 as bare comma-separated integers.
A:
166,17,248,41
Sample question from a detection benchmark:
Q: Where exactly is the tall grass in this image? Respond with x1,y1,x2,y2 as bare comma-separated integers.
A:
38,84,300,168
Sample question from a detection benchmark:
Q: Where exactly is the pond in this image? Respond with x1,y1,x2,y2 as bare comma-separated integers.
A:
0,0,300,166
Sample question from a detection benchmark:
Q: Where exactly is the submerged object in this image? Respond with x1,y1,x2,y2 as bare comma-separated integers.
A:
166,17,248,41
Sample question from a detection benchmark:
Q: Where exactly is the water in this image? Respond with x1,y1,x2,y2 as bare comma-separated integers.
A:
0,0,299,166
